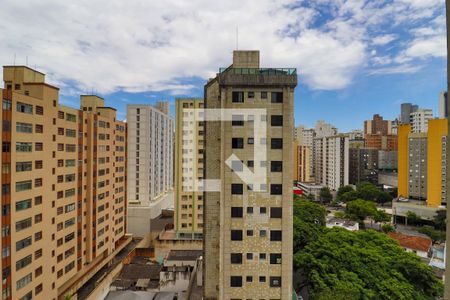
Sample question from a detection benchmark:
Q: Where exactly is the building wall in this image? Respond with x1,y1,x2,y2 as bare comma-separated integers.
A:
349,148,379,185
0,66,127,300
408,133,427,199
397,124,411,198
174,98,204,238
293,142,311,182
410,109,433,133
427,119,448,207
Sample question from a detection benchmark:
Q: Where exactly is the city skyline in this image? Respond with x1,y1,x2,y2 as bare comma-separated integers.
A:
0,0,446,131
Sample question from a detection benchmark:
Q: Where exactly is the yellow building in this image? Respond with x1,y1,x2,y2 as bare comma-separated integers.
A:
427,119,447,207
293,141,311,182
0,66,128,300
174,98,204,239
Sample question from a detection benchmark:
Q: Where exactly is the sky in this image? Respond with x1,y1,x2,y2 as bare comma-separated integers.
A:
0,0,446,132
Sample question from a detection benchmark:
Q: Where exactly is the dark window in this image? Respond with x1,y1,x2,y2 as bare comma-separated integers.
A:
231,207,243,218
271,92,283,103
246,253,253,260
247,207,253,214
270,230,282,241
261,91,268,99
230,276,242,287
248,91,255,98
2,142,10,152
246,230,253,236
232,92,244,103
271,115,283,126
260,207,267,214
271,161,283,172
232,138,244,149
270,276,282,287
246,275,253,282
270,253,282,264
230,253,242,264
271,138,283,149
270,184,282,195
259,276,266,282
247,138,254,144
231,184,243,195
231,230,243,241
259,253,266,260
247,160,254,168
232,115,244,126
270,207,282,218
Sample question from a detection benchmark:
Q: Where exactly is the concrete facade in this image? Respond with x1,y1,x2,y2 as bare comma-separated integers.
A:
293,141,311,182
410,109,433,133
203,51,296,299
348,148,379,185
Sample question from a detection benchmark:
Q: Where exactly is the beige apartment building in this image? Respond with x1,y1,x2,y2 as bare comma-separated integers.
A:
293,141,311,182
203,51,296,299
0,66,128,300
174,98,204,239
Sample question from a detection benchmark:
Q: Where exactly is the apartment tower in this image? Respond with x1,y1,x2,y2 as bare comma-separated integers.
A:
174,98,204,239
0,66,128,300
203,51,296,299
126,103,174,237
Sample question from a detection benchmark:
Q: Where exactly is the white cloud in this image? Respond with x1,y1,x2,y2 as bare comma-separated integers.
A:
0,0,445,95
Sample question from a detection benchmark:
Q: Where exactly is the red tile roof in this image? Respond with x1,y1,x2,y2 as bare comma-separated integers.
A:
388,232,432,253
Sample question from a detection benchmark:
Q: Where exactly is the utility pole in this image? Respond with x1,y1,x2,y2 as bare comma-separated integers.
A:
445,0,450,298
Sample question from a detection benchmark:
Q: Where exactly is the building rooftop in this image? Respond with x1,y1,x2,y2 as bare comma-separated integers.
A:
166,250,203,261
388,232,432,252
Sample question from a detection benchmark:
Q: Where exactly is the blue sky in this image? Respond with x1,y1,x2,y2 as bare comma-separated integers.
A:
0,0,446,132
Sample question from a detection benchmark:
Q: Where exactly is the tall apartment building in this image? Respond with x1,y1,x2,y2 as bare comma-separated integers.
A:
314,134,349,191
293,141,311,182
294,125,314,180
174,98,204,239
0,66,128,300
348,148,379,185
410,108,433,133
348,129,363,140
314,120,337,138
127,103,174,237
203,51,296,299
364,134,397,151
400,103,418,124
397,119,447,207
364,114,391,135
439,91,448,119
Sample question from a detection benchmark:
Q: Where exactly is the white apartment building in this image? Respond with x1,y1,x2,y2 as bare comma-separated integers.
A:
314,135,349,191
127,102,174,237
410,108,433,133
315,120,338,138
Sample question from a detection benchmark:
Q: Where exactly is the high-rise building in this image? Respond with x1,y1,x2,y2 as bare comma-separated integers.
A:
348,129,363,140
0,66,128,300
397,119,447,206
314,134,349,191
203,50,296,299
439,91,448,119
126,103,174,237
314,120,337,138
378,150,398,171
364,114,391,135
349,148,379,185
410,108,433,133
293,141,312,182
364,134,398,151
400,103,418,124
174,98,204,239
294,125,314,180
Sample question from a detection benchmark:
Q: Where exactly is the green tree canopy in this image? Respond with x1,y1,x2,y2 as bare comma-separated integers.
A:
293,199,326,252
339,190,360,203
376,191,393,206
294,229,443,299
433,209,446,231
337,185,354,198
373,210,390,224
406,211,421,226
356,182,381,201
418,225,446,243
319,187,333,204
346,199,377,224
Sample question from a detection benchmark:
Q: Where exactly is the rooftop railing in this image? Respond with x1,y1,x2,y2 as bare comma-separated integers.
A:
219,67,297,75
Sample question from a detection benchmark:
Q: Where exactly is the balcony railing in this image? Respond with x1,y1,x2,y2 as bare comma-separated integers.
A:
219,67,297,75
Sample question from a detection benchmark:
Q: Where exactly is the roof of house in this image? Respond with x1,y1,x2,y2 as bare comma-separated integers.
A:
388,232,432,252
327,218,358,227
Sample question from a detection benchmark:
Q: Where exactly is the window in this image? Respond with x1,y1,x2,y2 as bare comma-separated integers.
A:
270,184,282,195
2,142,10,152
246,230,253,236
34,196,42,205
16,162,32,172
270,207,283,218
231,115,244,126
247,207,253,214
271,92,283,103
66,113,76,122
271,115,283,126
232,138,244,149
16,199,31,211
270,253,282,264
35,178,42,187
16,180,32,192
261,91,268,99
271,138,283,149
35,160,43,169
247,138,254,144
230,276,242,287
16,218,32,232
16,236,32,251
248,91,255,98
246,276,253,282
247,160,254,168
16,255,32,271
270,230,282,241
260,230,267,237
270,276,282,287
65,218,75,228
16,273,32,290
66,129,76,137
35,124,43,133
34,214,42,223
232,92,244,103
2,99,11,110
16,102,33,114
259,253,266,260
36,106,43,115
16,142,32,152
16,122,32,133
259,276,266,282
65,159,76,167
231,184,243,195
58,111,65,119
35,142,43,151
231,207,243,218
231,230,243,241
2,120,10,131
14,84,21,90
271,161,283,172
65,232,75,242
230,253,242,264
2,164,10,174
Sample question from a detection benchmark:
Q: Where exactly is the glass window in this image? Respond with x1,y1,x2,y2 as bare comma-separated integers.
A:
232,92,244,103
231,230,243,241
270,276,282,287
16,162,32,172
16,255,32,271
270,230,282,241
16,236,32,251
16,273,32,290
16,102,33,114
231,184,243,195
16,180,32,192
231,207,243,218
16,218,32,232
66,113,76,122
16,199,31,211
270,207,282,218
271,138,283,149
271,115,283,126
230,276,242,287
230,253,242,264
270,253,282,264
232,138,244,149
271,92,283,103
271,161,283,172
16,142,32,152
231,115,244,126
16,122,33,133
270,184,282,195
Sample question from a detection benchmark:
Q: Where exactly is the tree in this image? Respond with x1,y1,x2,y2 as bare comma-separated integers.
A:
346,199,377,226
334,211,346,218
293,200,326,252
339,190,360,203
376,191,393,206
433,209,446,231
373,210,391,229
406,211,421,226
382,224,395,233
294,228,443,299
306,193,315,201
418,225,446,243
337,185,354,198
356,182,381,201
319,187,333,204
